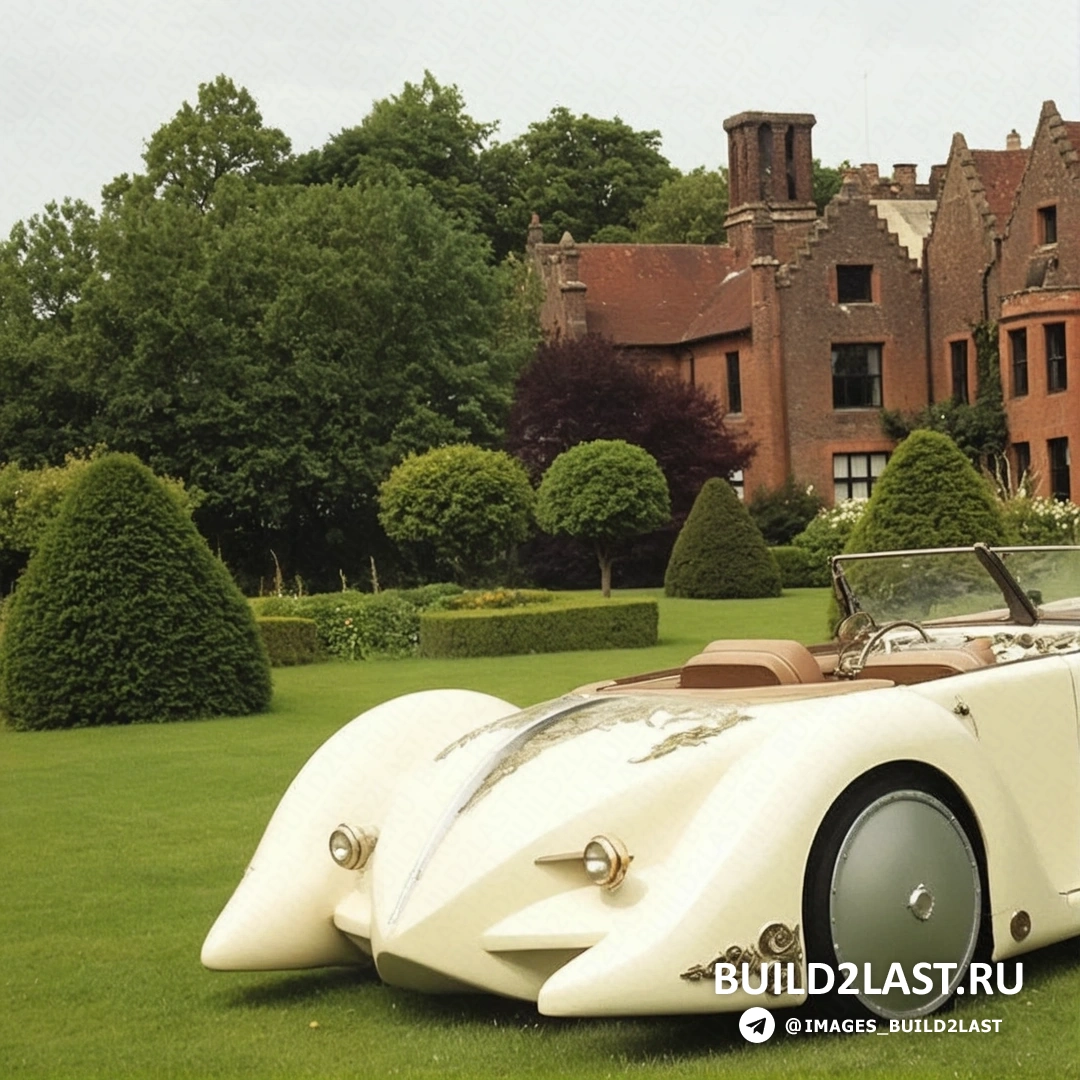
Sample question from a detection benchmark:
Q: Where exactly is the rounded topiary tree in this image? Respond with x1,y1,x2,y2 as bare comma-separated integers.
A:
535,439,670,597
844,430,1008,553
0,454,271,730
664,477,782,598
378,444,535,584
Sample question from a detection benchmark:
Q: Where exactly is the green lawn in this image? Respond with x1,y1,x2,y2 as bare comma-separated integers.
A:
2,588,1077,1078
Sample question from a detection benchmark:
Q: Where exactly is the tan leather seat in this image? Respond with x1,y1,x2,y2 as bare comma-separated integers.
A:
681,639,825,689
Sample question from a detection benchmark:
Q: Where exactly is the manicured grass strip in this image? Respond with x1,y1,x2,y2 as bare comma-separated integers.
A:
2,588,1076,1078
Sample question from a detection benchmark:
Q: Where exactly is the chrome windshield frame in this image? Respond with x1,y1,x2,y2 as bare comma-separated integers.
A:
829,543,1067,628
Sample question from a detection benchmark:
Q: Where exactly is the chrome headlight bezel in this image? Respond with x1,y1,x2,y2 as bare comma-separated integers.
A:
582,834,631,890
328,824,377,870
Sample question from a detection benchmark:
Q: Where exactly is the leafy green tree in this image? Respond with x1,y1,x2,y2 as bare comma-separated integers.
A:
748,476,824,545
664,478,782,598
138,74,292,209
506,334,752,588
812,159,849,212
296,71,496,233
845,430,1008,553
80,176,525,589
0,454,270,730
378,444,535,583
535,440,670,597
0,199,99,465
482,108,677,258
633,167,730,244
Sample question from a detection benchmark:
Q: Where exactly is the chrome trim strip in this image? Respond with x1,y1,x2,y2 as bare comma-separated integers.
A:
386,697,601,927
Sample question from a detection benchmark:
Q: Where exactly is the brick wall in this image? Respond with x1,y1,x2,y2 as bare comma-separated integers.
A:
925,140,998,403
998,103,1080,498
778,194,928,501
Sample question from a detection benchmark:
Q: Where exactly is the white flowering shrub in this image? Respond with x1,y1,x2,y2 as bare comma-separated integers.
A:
791,499,869,583
1001,496,1080,545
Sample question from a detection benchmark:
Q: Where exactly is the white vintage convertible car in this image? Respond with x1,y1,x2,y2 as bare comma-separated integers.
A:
203,544,1080,1020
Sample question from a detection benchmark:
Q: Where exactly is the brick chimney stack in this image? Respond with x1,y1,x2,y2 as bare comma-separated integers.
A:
1006,129,1022,151
723,110,818,265
892,164,917,196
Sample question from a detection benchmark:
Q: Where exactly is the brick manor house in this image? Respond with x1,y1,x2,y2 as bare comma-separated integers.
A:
528,101,1080,505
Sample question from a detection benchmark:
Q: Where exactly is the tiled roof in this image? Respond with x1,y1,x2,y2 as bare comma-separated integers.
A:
970,149,1027,233
1064,121,1080,150
569,244,738,345
682,269,752,342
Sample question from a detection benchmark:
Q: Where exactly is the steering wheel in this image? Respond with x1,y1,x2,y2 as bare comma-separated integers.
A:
849,619,931,675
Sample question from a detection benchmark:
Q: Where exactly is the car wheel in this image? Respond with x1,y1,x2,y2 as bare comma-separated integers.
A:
803,769,985,1020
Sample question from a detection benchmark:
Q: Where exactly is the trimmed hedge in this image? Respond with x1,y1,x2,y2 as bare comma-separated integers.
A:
0,454,271,730
665,477,782,598
256,617,320,666
419,599,658,658
845,430,1007,552
771,545,830,588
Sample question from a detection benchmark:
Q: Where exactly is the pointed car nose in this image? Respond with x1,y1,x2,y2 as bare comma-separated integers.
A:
201,858,367,971
201,689,521,971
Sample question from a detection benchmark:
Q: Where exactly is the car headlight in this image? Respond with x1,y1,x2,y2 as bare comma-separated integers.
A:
328,824,377,870
583,834,631,890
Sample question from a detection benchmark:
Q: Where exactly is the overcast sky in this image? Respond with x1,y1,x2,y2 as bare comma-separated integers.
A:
3,0,1079,235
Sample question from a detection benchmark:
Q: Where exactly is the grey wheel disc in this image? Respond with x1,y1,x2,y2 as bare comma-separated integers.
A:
830,789,981,1019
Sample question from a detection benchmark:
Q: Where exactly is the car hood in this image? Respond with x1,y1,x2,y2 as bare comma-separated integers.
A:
364,692,772,993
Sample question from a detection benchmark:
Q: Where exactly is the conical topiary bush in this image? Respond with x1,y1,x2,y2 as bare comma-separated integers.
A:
0,453,271,730
845,430,1008,553
664,477,782,598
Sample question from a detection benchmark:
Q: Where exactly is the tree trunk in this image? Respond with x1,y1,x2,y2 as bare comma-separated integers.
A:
597,548,613,598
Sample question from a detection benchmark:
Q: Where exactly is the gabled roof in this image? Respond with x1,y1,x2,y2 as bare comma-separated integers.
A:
569,244,739,346
968,149,1027,234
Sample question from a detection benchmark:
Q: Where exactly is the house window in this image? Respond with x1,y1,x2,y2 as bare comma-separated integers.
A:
1009,329,1028,396
1013,442,1031,486
950,340,969,404
1049,437,1070,501
726,351,742,414
833,452,889,501
1046,323,1067,392
729,469,745,501
1039,205,1058,245
837,265,873,304
832,343,882,408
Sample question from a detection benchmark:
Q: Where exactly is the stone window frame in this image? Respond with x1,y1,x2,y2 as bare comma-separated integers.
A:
831,342,883,409
950,339,970,404
725,351,743,414
1009,329,1029,397
1038,204,1058,246
836,265,874,304
1049,437,1071,502
833,451,889,501
1045,323,1067,394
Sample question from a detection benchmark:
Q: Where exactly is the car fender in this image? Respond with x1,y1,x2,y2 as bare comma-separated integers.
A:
201,688,518,971
538,686,1061,1016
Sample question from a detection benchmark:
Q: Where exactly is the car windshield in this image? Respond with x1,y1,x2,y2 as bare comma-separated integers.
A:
996,547,1080,619
833,546,1080,626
